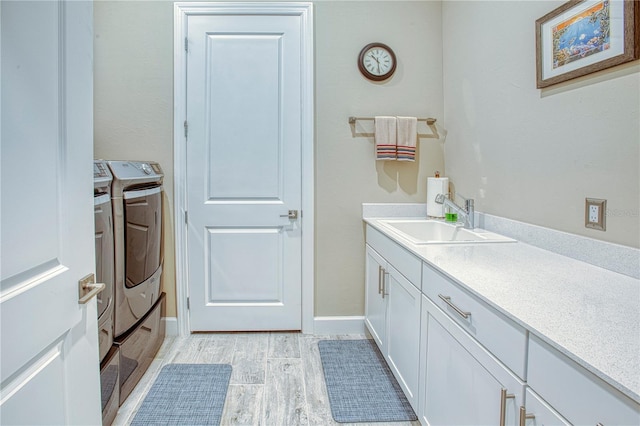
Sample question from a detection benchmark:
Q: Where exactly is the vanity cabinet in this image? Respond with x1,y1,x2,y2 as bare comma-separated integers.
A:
365,226,422,410
419,294,524,426
364,220,639,426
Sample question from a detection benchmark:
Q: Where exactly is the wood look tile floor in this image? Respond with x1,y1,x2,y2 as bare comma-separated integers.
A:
113,332,420,426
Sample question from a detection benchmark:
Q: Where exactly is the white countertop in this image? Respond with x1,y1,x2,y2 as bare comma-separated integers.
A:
364,217,640,404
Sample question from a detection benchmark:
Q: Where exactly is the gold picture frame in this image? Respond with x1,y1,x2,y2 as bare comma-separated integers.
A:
536,0,639,88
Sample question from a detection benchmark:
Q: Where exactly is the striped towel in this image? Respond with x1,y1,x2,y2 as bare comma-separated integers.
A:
396,116,417,162
375,116,397,160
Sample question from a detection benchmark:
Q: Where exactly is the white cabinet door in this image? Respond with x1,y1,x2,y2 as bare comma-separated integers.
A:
419,295,523,426
522,388,570,426
365,245,387,349
386,264,421,410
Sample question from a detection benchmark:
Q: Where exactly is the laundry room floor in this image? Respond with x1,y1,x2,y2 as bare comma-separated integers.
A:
113,331,420,426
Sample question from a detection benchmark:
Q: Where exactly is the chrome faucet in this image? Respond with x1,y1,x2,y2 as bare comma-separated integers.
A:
435,193,475,229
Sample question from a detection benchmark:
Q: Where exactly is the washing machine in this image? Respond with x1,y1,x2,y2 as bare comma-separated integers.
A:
107,160,166,406
107,160,164,338
94,160,115,361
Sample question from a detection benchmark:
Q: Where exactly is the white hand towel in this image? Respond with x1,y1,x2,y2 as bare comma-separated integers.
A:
396,116,417,162
375,116,397,161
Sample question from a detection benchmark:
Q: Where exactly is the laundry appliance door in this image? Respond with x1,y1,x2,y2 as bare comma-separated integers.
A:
113,185,163,337
124,186,162,289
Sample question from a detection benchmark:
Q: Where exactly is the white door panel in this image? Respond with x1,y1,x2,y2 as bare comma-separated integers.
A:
0,1,100,424
185,8,305,331
205,33,285,202
0,343,66,425
206,227,283,302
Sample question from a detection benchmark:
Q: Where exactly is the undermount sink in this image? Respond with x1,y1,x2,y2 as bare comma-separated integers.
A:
377,219,516,244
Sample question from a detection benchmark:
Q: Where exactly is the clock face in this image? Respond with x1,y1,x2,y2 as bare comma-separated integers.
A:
358,43,396,81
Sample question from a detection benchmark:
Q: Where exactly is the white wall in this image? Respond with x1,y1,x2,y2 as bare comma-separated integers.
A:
442,1,640,248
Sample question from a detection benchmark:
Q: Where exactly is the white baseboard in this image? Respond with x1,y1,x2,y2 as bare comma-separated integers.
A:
162,317,178,336
161,316,365,336
313,316,366,335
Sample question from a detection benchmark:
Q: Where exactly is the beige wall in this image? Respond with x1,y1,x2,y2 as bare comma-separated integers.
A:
93,1,177,315
442,1,640,248
314,1,444,316
93,0,640,322
93,1,445,319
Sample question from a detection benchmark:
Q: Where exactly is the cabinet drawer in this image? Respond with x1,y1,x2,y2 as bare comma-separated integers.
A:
528,335,640,426
366,225,421,288
422,263,527,379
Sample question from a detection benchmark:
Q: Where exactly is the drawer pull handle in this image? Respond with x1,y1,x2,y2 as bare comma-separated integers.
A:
378,265,383,294
519,406,535,426
499,388,515,426
438,294,471,319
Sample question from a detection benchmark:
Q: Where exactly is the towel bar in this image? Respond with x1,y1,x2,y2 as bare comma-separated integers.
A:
348,116,437,125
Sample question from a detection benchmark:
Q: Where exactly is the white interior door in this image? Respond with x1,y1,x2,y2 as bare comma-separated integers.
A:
0,1,101,424
184,6,307,331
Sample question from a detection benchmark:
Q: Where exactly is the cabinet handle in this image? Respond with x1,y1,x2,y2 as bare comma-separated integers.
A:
378,265,383,294
499,388,515,426
438,294,471,319
519,406,535,426
381,269,389,299
520,405,536,426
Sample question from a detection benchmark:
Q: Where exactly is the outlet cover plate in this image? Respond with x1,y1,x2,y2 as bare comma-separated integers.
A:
585,198,606,231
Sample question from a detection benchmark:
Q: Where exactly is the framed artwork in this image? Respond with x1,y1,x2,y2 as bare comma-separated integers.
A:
536,0,639,88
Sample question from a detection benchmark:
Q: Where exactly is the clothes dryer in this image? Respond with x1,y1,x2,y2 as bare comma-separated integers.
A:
107,160,163,338
94,160,115,361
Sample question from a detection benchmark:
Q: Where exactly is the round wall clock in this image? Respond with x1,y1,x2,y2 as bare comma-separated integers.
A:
358,42,397,81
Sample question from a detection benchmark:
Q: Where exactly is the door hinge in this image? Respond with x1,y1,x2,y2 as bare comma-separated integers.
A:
187,297,190,310
184,120,188,138
185,37,188,52
185,211,188,224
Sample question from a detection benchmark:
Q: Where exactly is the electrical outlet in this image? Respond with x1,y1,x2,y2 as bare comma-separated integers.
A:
588,205,599,223
585,198,606,231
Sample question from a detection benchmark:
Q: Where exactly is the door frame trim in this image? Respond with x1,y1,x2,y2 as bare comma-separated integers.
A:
173,2,314,335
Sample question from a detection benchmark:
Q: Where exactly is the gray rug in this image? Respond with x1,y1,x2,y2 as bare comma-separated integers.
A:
318,339,417,423
130,363,232,426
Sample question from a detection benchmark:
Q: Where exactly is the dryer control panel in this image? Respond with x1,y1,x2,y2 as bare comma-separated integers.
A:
94,161,111,178
107,161,163,180
94,160,113,191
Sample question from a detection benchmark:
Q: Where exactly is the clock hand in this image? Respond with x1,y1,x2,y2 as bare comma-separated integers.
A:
371,55,381,73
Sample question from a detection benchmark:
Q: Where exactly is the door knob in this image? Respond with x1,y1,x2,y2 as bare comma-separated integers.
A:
280,210,298,220
78,273,106,304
